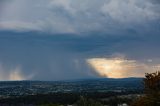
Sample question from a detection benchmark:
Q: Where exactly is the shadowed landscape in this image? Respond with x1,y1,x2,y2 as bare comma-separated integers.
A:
0,77,143,106
0,72,159,106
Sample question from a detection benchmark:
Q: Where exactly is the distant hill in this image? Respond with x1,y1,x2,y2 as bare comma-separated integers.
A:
68,77,143,81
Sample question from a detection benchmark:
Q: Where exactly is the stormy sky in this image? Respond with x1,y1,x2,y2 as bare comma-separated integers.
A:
0,0,160,81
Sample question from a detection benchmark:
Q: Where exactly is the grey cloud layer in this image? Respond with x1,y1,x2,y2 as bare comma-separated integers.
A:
0,0,159,34
0,0,160,80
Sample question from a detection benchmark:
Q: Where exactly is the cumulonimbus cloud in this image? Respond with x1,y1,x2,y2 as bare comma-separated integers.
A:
0,0,159,34
0,0,160,80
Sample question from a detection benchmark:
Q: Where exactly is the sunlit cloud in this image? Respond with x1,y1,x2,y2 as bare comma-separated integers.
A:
87,57,160,78
9,68,24,81
0,64,34,81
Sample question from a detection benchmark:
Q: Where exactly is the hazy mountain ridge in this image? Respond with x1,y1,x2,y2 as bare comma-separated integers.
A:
0,77,143,83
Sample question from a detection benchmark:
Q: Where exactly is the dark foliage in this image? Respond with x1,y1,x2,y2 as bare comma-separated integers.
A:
132,71,160,106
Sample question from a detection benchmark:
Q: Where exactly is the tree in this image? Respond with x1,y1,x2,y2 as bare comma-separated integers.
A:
132,71,160,106
144,71,160,93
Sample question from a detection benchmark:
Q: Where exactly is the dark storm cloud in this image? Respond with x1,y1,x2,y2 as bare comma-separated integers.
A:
150,0,160,4
0,31,160,80
0,0,160,80
0,32,96,80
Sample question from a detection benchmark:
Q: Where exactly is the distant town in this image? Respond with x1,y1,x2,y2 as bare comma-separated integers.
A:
0,78,144,106
0,78,143,98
